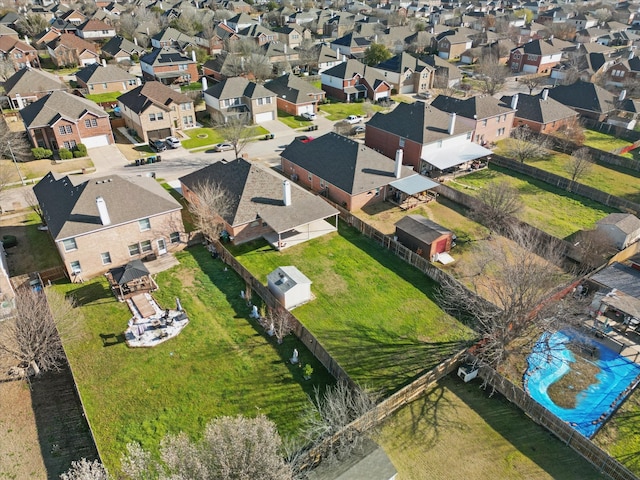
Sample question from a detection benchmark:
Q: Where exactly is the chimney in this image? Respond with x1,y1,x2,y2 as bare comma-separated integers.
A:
619,89,627,102
24,35,30,44
448,112,456,135
101,58,107,67
134,36,138,46
394,149,403,178
283,180,292,206
96,196,111,225
629,50,635,60
541,88,549,100
191,50,196,62
202,76,208,91
511,93,519,110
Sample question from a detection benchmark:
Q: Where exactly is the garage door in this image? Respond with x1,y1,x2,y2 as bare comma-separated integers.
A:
298,104,313,115
148,128,172,140
255,111,274,123
82,134,110,148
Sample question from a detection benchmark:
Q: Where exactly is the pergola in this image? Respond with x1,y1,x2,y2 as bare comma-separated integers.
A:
388,175,440,210
106,260,157,300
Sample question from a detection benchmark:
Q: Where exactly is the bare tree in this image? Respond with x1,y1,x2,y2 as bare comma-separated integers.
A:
121,415,292,480
565,147,593,184
553,116,584,151
187,180,233,242
0,161,12,202
471,180,523,234
217,114,256,160
0,57,15,81
476,58,508,95
0,288,77,377
15,13,48,38
504,126,549,162
548,22,576,41
60,459,109,480
438,225,569,369
572,228,616,272
23,188,44,224
266,306,293,344
522,75,544,95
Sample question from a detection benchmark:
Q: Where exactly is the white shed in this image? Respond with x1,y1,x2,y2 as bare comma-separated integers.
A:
596,213,640,250
267,266,312,310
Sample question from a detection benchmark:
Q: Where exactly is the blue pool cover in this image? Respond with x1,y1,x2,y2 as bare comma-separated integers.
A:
524,330,640,438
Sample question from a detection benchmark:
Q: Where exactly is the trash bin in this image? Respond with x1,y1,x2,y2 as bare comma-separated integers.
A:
156,155,161,162
135,159,140,166
148,156,155,164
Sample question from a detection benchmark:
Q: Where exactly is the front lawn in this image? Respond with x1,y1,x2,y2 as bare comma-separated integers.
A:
231,225,477,395
57,247,334,474
583,129,636,159
0,158,94,182
277,110,313,129
318,101,383,121
85,92,121,104
182,128,225,149
450,166,617,239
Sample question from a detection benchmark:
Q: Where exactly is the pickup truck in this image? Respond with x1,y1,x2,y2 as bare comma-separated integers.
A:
345,115,362,124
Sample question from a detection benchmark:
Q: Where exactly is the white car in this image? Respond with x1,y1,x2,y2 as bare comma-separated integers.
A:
346,115,361,124
165,136,181,148
214,142,234,152
301,112,317,121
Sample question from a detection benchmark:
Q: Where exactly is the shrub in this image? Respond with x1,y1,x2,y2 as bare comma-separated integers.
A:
73,144,87,158
31,147,53,160
59,148,73,160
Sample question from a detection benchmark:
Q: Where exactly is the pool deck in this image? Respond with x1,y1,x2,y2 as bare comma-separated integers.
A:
584,316,640,364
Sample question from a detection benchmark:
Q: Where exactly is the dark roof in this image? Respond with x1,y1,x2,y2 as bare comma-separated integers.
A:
20,91,108,128
204,76,274,100
179,159,338,232
367,101,473,145
117,81,191,114
264,73,324,103
2,68,66,97
395,214,452,243
431,94,513,120
547,80,617,114
101,35,144,56
374,51,432,74
322,58,390,90
108,259,150,285
280,132,414,195
140,47,194,67
590,262,640,299
500,92,578,124
33,173,182,241
75,63,136,85
331,32,371,48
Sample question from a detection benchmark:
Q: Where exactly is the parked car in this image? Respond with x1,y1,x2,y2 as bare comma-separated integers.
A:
352,125,366,135
301,112,316,121
165,136,180,149
345,115,361,124
295,135,314,143
150,139,167,152
415,92,432,100
214,142,234,152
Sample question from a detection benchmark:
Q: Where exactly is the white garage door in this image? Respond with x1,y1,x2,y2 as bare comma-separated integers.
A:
255,111,274,123
82,135,110,148
298,104,313,115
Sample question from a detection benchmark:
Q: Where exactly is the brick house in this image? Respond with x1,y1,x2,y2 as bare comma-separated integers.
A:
500,90,579,134
2,68,67,110
0,36,39,71
605,53,640,87
430,94,516,145
33,172,185,280
508,38,571,74
370,52,434,95
547,80,617,121
75,63,141,94
179,159,338,248
437,32,472,60
321,59,391,102
203,76,277,124
140,47,199,85
264,73,325,116
20,91,114,150
47,33,100,67
118,81,195,143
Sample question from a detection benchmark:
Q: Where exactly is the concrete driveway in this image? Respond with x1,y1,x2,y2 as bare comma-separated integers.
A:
87,145,130,173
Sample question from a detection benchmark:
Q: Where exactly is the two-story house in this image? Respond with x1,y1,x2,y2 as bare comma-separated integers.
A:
0,37,39,71
140,47,199,85
547,80,617,121
321,59,391,103
264,73,325,117
151,27,198,50
370,52,434,95
508,38,571,73
118,81,195,143
46,33,100,67
33,172,185,280
75,19,116,40
330,32,372,58
437,31,473,60
274,24,310,49
20,90,114,150
101,35,146,63
203,76,277,124
76,63,141,95
605,52,640,87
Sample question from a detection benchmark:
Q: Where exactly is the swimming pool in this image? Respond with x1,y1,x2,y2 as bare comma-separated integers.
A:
524,330,640,438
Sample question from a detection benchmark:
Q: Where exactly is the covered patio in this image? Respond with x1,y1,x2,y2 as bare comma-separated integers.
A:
388,175,440,210
106,260,157,300
420,142,492,178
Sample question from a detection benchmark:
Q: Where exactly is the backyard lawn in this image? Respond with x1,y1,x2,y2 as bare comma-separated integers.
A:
56,246,334,474
450,166,617,239
85,92,121,104
231,225,477,395
378,375,603,479
583,129,637,159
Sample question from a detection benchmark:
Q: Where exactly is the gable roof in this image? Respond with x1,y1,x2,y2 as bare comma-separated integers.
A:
204,76,274,100
395,215,452,243
267,266,311,294
140,46,194,67
101,35,144,56
179,158,338,231
264,73,324,103
280,132,414,195
20,91,108,128
2,68,67,97
323,58,390,89
117,81,191,114
547,80,617,114
431,94,514,120
597,213,640,234
77,19,113,32
47,33,98,54
75,63,136,85
33,172,182,240
374,51,432,74
0,36,35,53
367,101,473,145
500,92,577,124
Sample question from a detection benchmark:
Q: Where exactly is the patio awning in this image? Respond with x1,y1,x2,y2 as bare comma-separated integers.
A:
108,260,150,285
389,174,439,195
154,70,185,79
421,142,492,171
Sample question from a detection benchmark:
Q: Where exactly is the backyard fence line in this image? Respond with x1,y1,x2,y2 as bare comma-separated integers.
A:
479,367,639,480
577,119,640,144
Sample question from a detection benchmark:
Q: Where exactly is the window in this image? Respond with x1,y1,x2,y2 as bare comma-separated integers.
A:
103,83,108,88
128,79,136,85
497,128,505,136
15,52,22,58
482,119,488,127
527,54,538,61
58,125,72,135
140,240,152,253
181,103,191,110
70,260,82,274
466,132,472,139
149,113,156,121
63,140,77,149
62,238,77,251
170,232,180,244
139,218,151,231
157,112,164,120
128,243,140,256
101,252,112,265
85,118,98,128
183,115,193,124
179,64,188,71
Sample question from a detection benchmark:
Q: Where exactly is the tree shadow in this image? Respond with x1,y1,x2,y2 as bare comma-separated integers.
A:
67,281,113,306
99,332,126,347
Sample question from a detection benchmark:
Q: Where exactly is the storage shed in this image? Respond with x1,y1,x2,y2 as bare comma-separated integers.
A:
394,215,454,261
267,266,312,310
595,213,640,250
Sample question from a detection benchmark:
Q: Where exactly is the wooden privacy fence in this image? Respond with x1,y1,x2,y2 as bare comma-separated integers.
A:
479,367,639,480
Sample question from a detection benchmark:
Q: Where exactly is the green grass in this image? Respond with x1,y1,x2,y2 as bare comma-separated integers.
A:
450,165,617,239
57,247,334,474
1,212,61,274
180,82,202,92
378,375,603,479
85,92,122,103
583,129,636,159
182,128,225,149
231,225,477,395
277,110,313,129
318,102,383,121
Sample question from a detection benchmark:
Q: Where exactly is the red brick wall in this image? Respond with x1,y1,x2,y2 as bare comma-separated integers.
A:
514,117,573,134
364,126,422,170
149,63,199,82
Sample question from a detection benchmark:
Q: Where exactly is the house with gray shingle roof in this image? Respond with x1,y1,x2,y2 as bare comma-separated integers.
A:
2,68,67,110
508,38,570,73
370,52,434,95
46,33,100,67
330,32,371,58
321,58,391,103
179,158,338,248
75,64,141,95
264,73,325,117
101,35,146,62
203,76,277,124
33,172,185,280
500,90,579,134
140,46,199,85
547,80,617,121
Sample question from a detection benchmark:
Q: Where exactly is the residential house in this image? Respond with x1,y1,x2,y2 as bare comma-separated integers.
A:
197,22,240,55
75,19,116,40
500,90,579,134
365,101,491,175
140,47,199,85
264,74,325,116
33,172,185,280
75,64,141,95
437,31,473,60
261,41,299,65
101,35,146,62
430,94,516,145
117,81,195,143
275,24,310,49
237,24,278,47
566,13,598,30
330,32,371,58
422,54,464,88
321,59,392,102
179,158,339,248
151,27,198,50
20,91,114,150
605,52,640,87
0,24,19,40
547,80,617,121
370,52,434,94
226,12,258,32
204,76,277,124
394,215,454,260
280,132,421,211
307,43,344,74
47,33,100,67
0,37,39,71
58,9,87,25
2,68,67,110
596,213,640,250
508,38,570,73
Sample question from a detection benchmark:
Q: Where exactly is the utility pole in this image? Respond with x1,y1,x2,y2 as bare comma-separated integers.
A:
8,141,25,186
